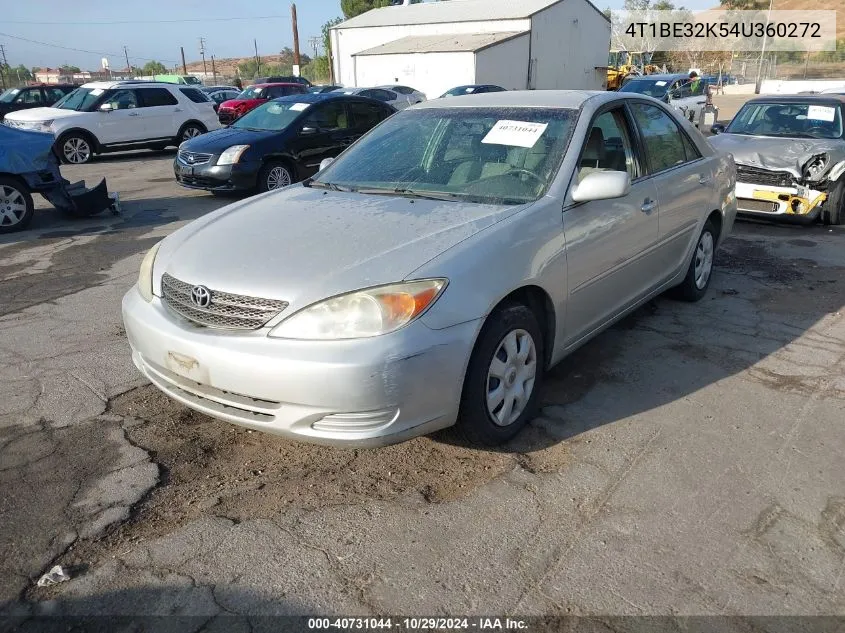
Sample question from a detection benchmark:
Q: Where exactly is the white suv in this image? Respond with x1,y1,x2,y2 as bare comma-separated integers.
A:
3,81,220,164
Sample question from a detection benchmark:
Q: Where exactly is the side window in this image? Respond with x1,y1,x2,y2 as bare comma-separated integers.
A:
140,88,178,107
303,102,349,132
681,133,701,162
46,87,67,102
630,103,689,174
394,86,413,95
577,108,637,183
358,89,376,99
180,88,210,103
104,89,139,110
348,102,385,129
17,89,41,104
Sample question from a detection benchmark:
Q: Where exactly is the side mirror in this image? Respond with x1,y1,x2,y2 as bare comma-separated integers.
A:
319,157,335,171
710,124,726,135
98,103,114,112
300,126,317,135
571,171,631,203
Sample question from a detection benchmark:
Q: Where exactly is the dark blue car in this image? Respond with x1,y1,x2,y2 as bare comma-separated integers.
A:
174,93,396,193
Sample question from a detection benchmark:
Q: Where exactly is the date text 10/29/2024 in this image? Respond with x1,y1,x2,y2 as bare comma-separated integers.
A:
307,618,529,631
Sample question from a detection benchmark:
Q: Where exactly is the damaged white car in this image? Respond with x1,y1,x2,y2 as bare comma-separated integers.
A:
710,95,845,225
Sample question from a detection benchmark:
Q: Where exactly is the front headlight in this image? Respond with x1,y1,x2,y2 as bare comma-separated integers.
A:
802,153,829,179
217,144,250,166
38,120,54,133
269,279,447,340
137,241,163,302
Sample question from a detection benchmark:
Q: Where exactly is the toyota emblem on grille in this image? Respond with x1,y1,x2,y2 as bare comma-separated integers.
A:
191,285,212,308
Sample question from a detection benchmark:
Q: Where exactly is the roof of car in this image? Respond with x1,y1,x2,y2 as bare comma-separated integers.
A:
415,89,609,109
270,92,384,104
80,80,178,89
627,73,689,81
251,82,305,88
744,94,845,104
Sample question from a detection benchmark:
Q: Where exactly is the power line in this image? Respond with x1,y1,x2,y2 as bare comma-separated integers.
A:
2,15,290,26
0,31,180,64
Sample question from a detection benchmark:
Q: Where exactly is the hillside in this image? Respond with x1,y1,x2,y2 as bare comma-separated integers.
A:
773,0,844,39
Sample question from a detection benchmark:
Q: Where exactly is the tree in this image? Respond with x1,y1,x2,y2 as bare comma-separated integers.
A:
60,65,81,73
719,0,766,8
142,60,167,75
340,0,390,19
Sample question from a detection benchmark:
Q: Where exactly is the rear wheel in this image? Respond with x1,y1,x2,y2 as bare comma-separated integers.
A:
58,132,94,165
455,303,544,446
823,178,844,225
0,177,35,233
669,219,717,302
258,161,293,192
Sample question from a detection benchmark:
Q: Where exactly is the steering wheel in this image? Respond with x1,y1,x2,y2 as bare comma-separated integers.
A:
506,169,544,185
805,125,828,136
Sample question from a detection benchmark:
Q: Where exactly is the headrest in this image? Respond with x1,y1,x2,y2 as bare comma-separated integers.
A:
582,127,606,162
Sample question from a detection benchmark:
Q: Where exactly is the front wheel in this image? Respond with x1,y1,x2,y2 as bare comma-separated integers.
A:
177,123,206,144
670,219,717,302
823,178,844,225
58,132,94,165
456,303,544,446
258,161,293,192
0,177,35,233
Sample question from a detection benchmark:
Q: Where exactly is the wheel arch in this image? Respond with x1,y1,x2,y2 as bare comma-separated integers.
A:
0,172,33,194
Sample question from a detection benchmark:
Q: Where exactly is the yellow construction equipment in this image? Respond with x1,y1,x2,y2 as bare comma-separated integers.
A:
605,50,661,90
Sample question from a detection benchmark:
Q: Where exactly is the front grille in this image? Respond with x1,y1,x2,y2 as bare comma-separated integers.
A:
160,273,287,330
177,150,212,166
737,198,779,213
736,164,794,188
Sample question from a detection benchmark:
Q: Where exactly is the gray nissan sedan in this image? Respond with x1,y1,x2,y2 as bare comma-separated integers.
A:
122,91,736,447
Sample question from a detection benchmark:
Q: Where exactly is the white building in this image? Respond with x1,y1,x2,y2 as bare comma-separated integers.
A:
330,0,610,98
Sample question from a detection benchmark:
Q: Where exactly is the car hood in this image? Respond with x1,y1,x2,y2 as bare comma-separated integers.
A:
154,185,522,313
3,107,82,122
219,99,265,109
179,126,279,153
0,125,56,174
709,133,845,179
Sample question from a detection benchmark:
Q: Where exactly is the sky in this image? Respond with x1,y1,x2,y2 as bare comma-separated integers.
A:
1,0,713,71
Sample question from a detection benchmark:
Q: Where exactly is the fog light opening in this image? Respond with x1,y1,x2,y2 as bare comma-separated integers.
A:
791,199,804,213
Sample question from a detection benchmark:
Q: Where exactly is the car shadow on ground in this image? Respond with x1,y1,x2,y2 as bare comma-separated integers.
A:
438,223,844,454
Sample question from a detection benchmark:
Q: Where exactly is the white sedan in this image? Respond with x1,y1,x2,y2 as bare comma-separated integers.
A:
330,86,422,110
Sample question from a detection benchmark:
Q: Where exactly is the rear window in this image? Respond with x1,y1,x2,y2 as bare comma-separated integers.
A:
180,88,211,103
141,88,178,107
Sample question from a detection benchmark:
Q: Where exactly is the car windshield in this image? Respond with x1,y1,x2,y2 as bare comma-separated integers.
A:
232,100,309,131
52,87,104,111
238,86,268,99
726,102,843,139
618,79,672,98
0,88,21,103
184,77,202,85
314,107,576,205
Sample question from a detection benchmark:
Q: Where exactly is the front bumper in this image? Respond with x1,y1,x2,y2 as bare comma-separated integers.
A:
173,157,260,191
121,285,480,447
735,181,826,223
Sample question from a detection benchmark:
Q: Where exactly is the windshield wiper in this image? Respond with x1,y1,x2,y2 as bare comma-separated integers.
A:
355,187,462,202
304,180,350,192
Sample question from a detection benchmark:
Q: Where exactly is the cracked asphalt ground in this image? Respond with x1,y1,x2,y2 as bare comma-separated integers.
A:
1,138,844,628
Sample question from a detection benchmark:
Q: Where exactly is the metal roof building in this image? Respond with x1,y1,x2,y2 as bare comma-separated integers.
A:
330,0,610,99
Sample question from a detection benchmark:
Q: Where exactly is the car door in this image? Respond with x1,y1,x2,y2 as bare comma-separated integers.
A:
136,87,181,140
94,88,146,144
629,101,713,278
287,101,353,178
13,87,44,112
562,105,661,345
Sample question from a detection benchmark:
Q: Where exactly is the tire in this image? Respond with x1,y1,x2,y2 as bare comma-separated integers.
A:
58,132,94,165
0,177,35,233
177,122,206,144
823,178,844,225
257,160,293,192
455,302,544,446
670,219,717,302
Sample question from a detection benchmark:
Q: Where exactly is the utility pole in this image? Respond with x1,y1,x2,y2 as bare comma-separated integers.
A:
123,45,131,76
0,44,7,89
180,46,188,75
211,55,217,84
754,0,774,94
291,3,301,77
254,39,261,78
308,36,320,59
199,38,208,79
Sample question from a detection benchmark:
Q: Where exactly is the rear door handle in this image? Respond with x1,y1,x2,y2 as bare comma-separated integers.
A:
641,199,656,213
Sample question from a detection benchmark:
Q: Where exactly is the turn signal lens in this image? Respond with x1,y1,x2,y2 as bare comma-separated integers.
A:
138,241,162,302
269,279,447,340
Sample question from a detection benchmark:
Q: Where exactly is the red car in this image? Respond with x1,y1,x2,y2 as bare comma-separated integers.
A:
217,83,308,124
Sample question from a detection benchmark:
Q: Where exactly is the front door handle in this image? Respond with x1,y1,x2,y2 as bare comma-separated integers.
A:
641,199,656,213
174,108,183,112
699,175,713,185
128,112,140,117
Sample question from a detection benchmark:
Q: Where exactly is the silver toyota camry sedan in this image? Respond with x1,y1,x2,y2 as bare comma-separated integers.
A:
122,91,736,447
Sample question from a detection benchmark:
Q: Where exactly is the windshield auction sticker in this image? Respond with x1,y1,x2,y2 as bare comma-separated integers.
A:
482,121,548,148
290,103,310,111
807,105,836,122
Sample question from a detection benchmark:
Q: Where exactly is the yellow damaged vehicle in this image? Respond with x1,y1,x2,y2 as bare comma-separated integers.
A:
710,95,845,225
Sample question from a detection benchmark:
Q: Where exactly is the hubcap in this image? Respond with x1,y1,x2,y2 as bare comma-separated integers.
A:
694,231,714,290
486,329,537,427
0,185,27,226
182,127,202,140
267,166,291,190
63,137,90,164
